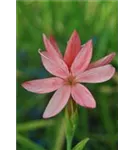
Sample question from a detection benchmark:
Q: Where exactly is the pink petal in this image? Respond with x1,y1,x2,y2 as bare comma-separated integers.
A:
22,77,64,94
76,64,115,83
39,50,69,78
71,83,96,108
49,35,63,58
87,52,116,69
64,30,81,67
71,40,93,76
43,85,71,118
43,34,61,59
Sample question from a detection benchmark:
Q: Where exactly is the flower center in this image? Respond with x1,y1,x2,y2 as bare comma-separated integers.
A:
65,75,77,86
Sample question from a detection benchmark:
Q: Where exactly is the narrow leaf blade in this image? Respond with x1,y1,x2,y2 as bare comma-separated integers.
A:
17,133,45,150
72,138,89,150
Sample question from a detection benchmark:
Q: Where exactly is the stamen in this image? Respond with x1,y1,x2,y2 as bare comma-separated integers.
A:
65,75,77,86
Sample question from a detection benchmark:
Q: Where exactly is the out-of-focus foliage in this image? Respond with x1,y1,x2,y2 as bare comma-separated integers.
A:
17,1,118,150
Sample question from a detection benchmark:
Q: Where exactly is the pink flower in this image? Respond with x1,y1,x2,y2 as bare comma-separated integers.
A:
22,30,115,118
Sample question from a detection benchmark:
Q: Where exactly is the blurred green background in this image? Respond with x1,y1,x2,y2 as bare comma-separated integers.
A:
17,1,118,150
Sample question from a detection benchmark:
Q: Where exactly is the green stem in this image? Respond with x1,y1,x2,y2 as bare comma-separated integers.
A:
65,99,78,150
66,136,73,150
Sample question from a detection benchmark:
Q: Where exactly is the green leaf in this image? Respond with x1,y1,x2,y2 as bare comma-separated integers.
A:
72,138,89,150
52,118,65,150
17,119,54,131
17,133,46,150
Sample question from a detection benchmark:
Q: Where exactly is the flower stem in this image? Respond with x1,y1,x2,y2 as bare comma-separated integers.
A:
66,136,73,150
65,99,78,150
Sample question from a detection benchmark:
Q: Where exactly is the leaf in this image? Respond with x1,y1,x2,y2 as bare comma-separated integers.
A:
52,118,65,150
17,119,54,131
17,133,46,150
72,138,89,150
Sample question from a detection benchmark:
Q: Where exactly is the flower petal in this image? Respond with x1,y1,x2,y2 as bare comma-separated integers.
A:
76,64,115,83
87,52,116,69
49,35,63,58
71,83,96,108
43,85,71,118
71,40,93,76
43,34,61,59
64,30,81,67
22,77,64,94
39,50,69,78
